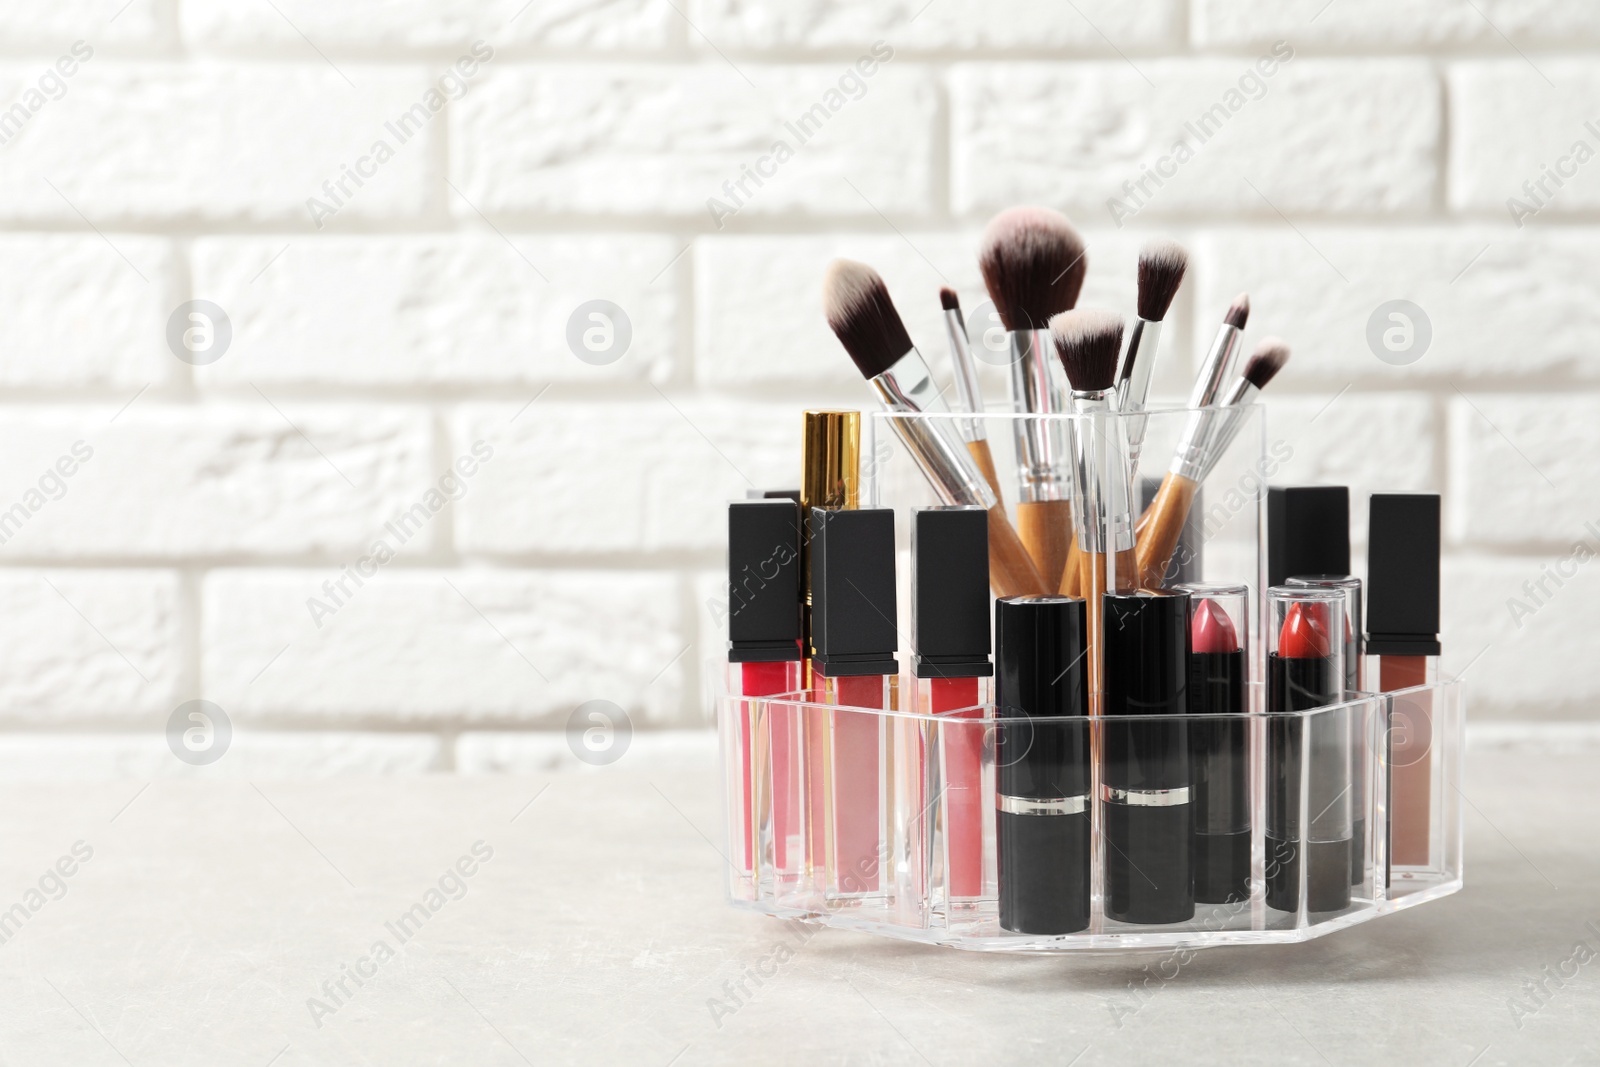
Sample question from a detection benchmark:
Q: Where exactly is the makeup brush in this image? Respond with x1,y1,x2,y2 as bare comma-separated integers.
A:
939,286,1004,503
824,259,1048,598
979,206,1087,588
1132,292,1250,542
1135,338,1290,589
1118,239,1188,468
1052,308,1136,697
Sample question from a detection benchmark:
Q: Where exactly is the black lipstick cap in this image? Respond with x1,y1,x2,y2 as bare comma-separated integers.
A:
912,506,992,679
1366,493,1441,656
995,596,1090,935
727,500,802,663
810,507,898,677
1268,486,1350,587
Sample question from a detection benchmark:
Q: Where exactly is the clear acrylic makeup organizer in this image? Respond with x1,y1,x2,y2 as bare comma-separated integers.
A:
713,407,1465,951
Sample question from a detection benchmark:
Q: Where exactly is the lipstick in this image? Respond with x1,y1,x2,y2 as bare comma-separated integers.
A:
995,595,1091,935
1102,590,1194,925
810,506,898,898
800,410,860,887
1366,493,1442,876
726,499,804,884
1176,583,1250,905
1266,586,1351,914
912,506,993,906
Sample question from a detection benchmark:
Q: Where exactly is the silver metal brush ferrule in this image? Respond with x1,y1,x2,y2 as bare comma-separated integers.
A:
942,308,986,444
1005,328,1068,504
872,347,998,510
1117,317,1162,470
1168,323,1246,482
1069,391,1135,554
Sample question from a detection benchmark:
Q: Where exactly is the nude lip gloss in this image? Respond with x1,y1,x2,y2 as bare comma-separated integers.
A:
1103,589,1194,925
726,499,804,883
995,595,1091,935
1176,584,1250,905
911,506,994,906
1366,493,1441,877
1266,585,1350,915
810,506,898,898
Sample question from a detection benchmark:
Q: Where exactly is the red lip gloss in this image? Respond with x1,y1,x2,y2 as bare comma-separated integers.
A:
1366,494,1441,877
810,506,898,899
726,500,804,887
1266,585,1350,915
911,506,994,908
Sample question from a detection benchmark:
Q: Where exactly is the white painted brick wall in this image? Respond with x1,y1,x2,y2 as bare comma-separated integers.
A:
0,1,1593,775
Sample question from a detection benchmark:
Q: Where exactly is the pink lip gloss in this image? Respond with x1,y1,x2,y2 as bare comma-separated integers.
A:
809,506,898,899
911,506,993,907
725,500,804,890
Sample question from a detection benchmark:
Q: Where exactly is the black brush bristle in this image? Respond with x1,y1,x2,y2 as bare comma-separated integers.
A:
939,286,961,312
1049,308,1123,394
823,259,914,380
1224,292,1250,331
1242,337,1289,390
1136,238,1187,321
978,206,1087,331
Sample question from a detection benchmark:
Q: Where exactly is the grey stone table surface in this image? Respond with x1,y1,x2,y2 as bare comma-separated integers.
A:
0,745,1595,1066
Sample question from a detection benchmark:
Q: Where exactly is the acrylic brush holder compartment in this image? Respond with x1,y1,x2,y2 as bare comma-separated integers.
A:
716,682,1463,950
714,407,1463,950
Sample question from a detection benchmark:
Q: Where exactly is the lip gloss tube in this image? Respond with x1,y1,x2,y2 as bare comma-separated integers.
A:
1175,583,1250,905
1366,493,1441,880
725,500,805,890
1103,590,1195,925
995,595,1091,935
1266,585,1350,915
911,506,994,910
810,506,898,899
1286,574,1365,886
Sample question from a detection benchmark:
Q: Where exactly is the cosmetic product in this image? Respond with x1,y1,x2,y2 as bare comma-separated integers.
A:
1052,309,1136,697
1266,585,1350,914
1367,493,1441,874
995,595,1091,935
1103,590,1194,924
1176,584,1251,904
801,410,860,883
810,506,897,897
1136,339,1288,589
726,500,805,877
912,506,994,904
1117,239,1187,469
823,259,1048,599
978,207,1087,586
1286,574,1365,884
939,287,1004,503
1141,477,1202,586
1267,486,1349,589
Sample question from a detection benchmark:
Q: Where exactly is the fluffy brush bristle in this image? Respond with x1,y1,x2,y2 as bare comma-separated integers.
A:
1224,292,1250,331
978,206,1087,331
1242,337,1289,390
1049,308,1123,394
1136,238,1187,321
823,259,914,380
939,286,961,312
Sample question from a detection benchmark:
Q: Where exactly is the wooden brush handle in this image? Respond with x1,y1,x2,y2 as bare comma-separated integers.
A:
987,507,1050,598
1134,473,1200,590
1078,547,1138,708
1060,538,1083,596
1017,499,1073,588
966,438,1005,508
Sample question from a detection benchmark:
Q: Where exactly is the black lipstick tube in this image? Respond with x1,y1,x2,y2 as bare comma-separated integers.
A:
1266,586,1351,915
995,596,1090,935
1177,583,1250,905
1102,590,1194,925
